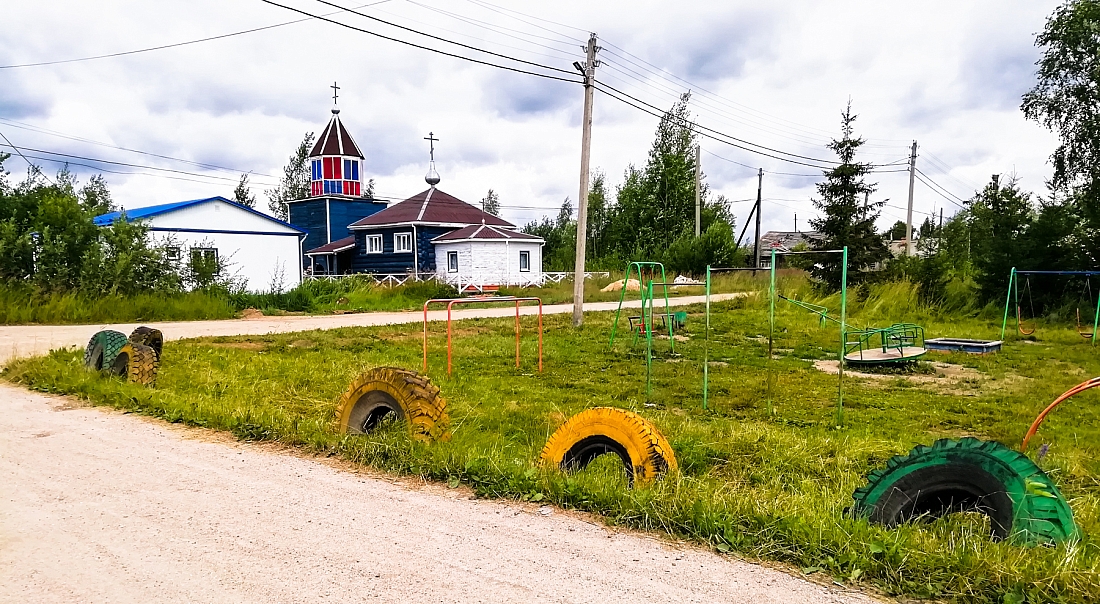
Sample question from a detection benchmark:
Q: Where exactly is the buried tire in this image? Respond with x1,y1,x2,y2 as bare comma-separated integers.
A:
83,330,129,371
129,326,164,359
336,367,449,442
539,407,677,485
852,437,1078,545
107,342,159,386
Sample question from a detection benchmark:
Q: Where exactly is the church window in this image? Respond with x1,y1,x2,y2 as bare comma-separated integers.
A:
367,235,382,253
447,251,458,272
322,157,333,179
394,232,413,253
332,158,342,180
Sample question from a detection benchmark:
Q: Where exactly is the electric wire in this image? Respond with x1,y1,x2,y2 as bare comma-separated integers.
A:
0,129,54,184
404,0,581,54
914,167,967,206
311,0,578,76
259,0,582,84
0,143,263,184
0,0,394,69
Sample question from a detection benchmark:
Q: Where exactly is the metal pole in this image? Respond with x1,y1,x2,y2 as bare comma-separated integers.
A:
1092,283,1100,344
694,145,701,237
646,280,654,399
753,168,763,268
571,33,599,327
1001,268,1015,340
838,247,848,425
704,265,710,410
768,249,776,416
905,140,917,255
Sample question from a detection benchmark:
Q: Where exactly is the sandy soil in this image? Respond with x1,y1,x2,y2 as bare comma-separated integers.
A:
0,384,879,603
0,293,742,367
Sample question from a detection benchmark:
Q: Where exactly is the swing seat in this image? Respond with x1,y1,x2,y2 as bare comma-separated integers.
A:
1076,308,1094,339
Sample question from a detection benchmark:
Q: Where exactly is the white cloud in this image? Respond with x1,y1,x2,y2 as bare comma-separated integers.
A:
0,0,1062,236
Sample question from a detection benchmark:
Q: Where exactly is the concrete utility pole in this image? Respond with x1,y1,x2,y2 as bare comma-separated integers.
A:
694,145,701,236
753,168,763,268
571,33,599,328
905,140,918,256
794,213,798,233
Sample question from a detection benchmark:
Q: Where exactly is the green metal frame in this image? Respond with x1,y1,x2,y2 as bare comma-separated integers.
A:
1000,267,1100,343
609,262,675,399
844,323,926,363
705,247,849,424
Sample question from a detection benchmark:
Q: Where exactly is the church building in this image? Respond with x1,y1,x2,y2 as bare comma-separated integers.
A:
290,97,543,289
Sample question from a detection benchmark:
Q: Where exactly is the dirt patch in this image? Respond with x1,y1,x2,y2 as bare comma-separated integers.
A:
239,308,265,320
601,279,641,292
812,359,995,395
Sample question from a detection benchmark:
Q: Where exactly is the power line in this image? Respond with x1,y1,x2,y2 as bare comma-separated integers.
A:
0,0,394,69
312,0,577,76
259,0,581,84
914,167,967,207
0,143,261,185
0,129,54,184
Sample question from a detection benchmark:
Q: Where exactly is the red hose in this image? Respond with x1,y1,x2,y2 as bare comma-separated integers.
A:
1022,377,1100,450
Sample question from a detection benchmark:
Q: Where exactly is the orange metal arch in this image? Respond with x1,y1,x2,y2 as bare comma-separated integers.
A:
422,296,543,375
1022,376,1100,450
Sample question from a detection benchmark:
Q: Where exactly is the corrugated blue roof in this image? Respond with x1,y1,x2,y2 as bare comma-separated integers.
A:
93,196,306,233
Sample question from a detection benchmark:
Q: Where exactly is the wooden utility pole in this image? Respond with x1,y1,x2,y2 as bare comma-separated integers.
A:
694,145,701,236
753,168,763,268
572,33,599,327
905,140,918,255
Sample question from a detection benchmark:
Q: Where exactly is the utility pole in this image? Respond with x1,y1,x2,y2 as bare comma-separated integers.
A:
794,213,798,233
864,191,868,208
571,33,599,328
694,145,701,236
905,140,918,256
753,168,763,268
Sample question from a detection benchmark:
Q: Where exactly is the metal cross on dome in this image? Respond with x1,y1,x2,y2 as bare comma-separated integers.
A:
331,81,340,105
424,131,438,161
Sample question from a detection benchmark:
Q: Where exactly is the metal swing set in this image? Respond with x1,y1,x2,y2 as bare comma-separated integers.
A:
1000,268,1100,342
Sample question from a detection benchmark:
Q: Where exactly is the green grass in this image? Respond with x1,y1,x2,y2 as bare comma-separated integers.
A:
5,277,1099,602
0,284,237,324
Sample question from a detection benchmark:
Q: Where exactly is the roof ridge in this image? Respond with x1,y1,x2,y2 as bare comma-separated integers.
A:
416,188,434,222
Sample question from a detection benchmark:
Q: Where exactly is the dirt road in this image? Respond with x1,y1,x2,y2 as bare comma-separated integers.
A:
0,385,876,603
0,293,741,367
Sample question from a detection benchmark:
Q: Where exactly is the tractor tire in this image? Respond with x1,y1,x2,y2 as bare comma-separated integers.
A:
539,407,677,485
129,326,164,360
336,367,450,442
108,342,159,387
852,437,1078,545
83,330,129,371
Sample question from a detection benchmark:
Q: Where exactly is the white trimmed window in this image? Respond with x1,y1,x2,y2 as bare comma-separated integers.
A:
394,232,413,253
447,251,458,273
165,247,181,263
519,250,530,272
367,234,383,254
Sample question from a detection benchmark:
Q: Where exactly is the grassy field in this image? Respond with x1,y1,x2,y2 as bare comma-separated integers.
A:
0,272,718,324
5,276,1099,603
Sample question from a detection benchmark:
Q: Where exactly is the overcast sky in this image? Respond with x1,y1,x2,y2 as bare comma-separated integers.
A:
0,0,1061,236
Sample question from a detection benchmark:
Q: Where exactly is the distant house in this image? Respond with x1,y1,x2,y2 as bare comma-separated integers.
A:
432,223,543,288
94,196,306,291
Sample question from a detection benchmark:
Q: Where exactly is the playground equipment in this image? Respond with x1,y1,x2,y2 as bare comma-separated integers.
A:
924,337,1002,354
422,296,543,375
1022,376,1100,450
539,407,677,485
336,366,450,442
84,327,162,386
852,437,1078,545
705,247,850,422
1001,268,1100,342
843,323,928,365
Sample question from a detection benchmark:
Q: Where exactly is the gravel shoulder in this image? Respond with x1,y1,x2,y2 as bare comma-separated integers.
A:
0,384,879,604
0,293,741,367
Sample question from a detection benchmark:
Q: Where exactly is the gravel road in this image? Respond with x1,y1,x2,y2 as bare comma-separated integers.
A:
0,384,878,603
0,293,740,367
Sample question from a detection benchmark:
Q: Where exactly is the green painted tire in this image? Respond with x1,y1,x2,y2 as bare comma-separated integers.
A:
83,330,129,371
852,437,1078,545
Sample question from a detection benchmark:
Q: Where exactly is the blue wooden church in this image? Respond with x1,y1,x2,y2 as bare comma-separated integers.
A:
290,102,531,278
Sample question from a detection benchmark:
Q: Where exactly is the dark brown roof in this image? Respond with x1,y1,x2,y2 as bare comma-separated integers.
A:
349,188,514,228
432,224,542,242
304,236,356,255
309,111,364,159
759,231,823,252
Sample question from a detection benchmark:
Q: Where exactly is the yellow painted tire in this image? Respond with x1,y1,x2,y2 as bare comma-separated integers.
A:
108,342,159,387
539,407,677,484
336,367,449,442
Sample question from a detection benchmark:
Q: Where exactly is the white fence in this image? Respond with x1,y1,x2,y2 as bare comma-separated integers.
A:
304,271,610,289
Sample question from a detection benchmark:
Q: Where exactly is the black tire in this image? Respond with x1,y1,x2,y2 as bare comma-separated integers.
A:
335,367,450,442
108,342,159,386
129,326,163,360
852,437,1078,544
83,330,128,371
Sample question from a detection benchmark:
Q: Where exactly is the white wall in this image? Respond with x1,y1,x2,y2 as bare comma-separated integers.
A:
434,240,542,287
144,199,303,292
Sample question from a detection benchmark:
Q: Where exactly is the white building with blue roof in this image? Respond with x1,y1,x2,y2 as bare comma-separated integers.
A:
94,196,306,292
